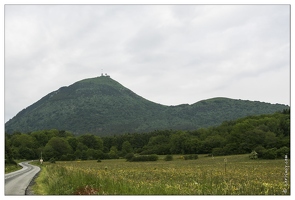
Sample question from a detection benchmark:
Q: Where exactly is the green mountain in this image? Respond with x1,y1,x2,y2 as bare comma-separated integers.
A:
5,76,289,135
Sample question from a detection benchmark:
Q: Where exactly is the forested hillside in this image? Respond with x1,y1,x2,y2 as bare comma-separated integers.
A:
5,76,289,135
5,109,290,163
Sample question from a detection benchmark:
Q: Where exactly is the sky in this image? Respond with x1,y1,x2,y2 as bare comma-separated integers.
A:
4,4,290,122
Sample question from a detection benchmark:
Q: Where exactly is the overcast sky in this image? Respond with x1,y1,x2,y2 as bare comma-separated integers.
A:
4,4,290,122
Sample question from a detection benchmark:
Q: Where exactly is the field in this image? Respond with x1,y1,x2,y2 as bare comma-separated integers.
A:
33,154,290,195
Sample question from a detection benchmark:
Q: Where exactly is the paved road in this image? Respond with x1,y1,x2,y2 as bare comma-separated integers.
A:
5,161,40,195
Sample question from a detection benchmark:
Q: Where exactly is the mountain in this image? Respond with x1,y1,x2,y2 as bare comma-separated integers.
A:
5,76,289,135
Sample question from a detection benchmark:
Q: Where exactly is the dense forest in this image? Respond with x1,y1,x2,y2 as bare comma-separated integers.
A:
5,76,289,135
5,109,290,164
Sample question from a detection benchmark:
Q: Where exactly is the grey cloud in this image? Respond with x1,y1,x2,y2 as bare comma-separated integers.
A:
4,5,290,122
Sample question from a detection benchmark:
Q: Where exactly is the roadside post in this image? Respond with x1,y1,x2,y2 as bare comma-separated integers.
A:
40,151,43,164
224,158,227,174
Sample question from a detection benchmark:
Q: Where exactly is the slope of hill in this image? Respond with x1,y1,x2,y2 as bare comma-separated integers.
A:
5,76,289,135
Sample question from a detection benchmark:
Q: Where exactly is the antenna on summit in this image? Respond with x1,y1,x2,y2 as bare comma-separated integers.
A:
100,69,110,77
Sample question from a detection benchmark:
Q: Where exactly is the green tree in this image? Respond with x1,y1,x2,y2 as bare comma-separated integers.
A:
78,134,103,150
141,134,171,155
5,136,15,163
276,146,290,158
30,131,49,147
67,137,79,151
57,130,73,137
86,148,97,160
202,135,225,153
243,129,266,150
9,133,38,159
74,150,82,160
81,150,88,160
10,133,38,149
46,129,59,140
223,143,239,155
43,137,73,160
212,147,225,156
264,131,277,148
262,148,277,159
76,142,88,152
43,145,56,161
109,146,119,159
254,145,266,158
121,141,133,156
187,137,201,154
169,131,191,154
18,146,36,160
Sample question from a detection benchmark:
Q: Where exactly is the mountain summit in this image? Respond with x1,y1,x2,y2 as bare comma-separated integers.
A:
5,76,289,135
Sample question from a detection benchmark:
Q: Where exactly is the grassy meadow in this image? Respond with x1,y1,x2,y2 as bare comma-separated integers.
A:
32,154,290,195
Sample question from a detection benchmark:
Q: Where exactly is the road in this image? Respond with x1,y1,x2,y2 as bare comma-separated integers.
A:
5,161,40,195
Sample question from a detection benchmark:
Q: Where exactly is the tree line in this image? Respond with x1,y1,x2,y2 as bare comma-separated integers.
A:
5,109,290,163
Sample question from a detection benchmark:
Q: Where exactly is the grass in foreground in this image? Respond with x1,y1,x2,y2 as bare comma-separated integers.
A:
33,154,290,195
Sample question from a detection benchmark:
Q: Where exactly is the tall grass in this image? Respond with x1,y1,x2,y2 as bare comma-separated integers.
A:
33,154,290,195
5,163,22,174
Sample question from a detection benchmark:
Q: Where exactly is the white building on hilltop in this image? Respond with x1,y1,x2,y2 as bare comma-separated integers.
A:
101,73,110,77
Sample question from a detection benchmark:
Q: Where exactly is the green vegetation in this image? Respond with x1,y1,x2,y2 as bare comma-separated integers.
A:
183,154,198,160
33,155,290,195
164,155,173,161
5,108,290,195
5,76,290,195
5,162,22,174
128,154,159,162
5,109,290,163
5,76,289,135
5,135,21,173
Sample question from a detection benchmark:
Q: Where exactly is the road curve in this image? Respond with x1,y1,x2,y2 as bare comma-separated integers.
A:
5,161,40,195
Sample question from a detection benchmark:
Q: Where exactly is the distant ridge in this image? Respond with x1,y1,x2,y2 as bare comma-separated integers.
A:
5,76,289,136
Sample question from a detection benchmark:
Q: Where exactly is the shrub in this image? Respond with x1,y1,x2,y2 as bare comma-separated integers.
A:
49,157,56,163
276,146,290,159
95,150,105,159
81,151,88,160
59,154,76,161
212,148,225,156
101,153,111,159
97,159,102,162
125,153,134,161
254,146,266,158
183,154,198,160
262,148,277,159
164,155,173,161
249,150,258,159
5,158,17,165
108,152,119,159
60,155,68,161
129,154,158,162
67,154,76,161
